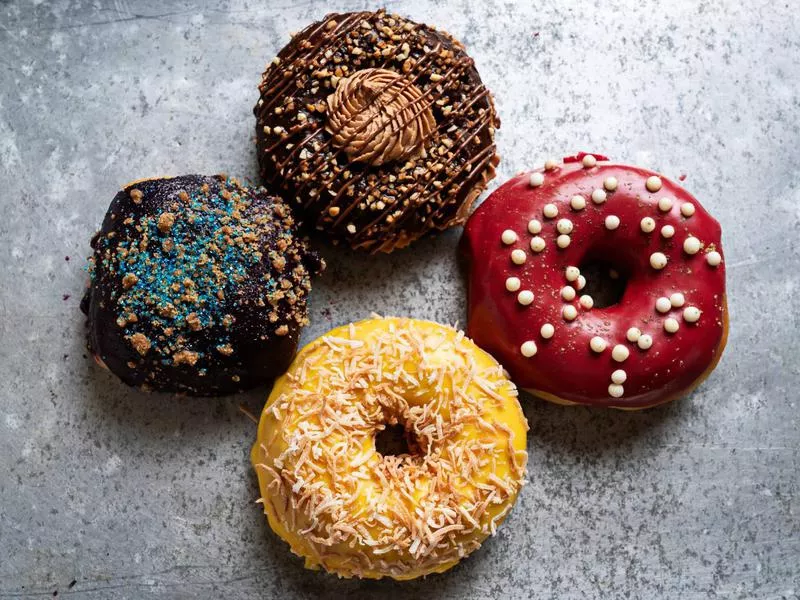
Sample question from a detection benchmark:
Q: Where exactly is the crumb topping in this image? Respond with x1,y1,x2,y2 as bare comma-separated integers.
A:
128,332,151,356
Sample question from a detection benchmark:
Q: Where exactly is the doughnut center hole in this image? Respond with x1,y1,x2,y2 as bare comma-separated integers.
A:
375,423,419,458
577,258,629,308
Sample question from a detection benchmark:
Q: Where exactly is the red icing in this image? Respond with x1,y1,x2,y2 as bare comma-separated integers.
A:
562,151,610,164
461,158,727,409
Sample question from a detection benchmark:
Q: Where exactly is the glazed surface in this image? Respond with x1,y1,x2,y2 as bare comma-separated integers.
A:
251,317,528,579
82,175,324,396
462,155,727,408
254,10,499,252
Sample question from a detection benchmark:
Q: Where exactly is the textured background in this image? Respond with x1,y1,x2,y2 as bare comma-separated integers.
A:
1,0,799,598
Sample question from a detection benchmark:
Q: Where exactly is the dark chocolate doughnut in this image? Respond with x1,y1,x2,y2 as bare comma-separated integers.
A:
461,154,728,409
82,175,324,396
254,10,500,253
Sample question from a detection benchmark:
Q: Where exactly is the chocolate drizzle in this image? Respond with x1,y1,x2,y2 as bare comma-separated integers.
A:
254,10,500,253
82,175,324,396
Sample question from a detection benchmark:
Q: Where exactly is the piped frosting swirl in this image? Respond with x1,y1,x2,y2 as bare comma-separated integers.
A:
326,68,436,166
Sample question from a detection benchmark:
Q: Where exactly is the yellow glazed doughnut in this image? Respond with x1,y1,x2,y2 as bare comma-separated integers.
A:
251,317,528,579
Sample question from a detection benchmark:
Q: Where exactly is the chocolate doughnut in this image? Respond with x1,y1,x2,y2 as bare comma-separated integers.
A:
82,175,324,396
461,154,728,409
254,10,500,253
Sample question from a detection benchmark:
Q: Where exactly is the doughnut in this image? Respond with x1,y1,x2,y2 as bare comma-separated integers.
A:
251,317,528,579
254,10,500,253
461,153,728,409
82,175,324,396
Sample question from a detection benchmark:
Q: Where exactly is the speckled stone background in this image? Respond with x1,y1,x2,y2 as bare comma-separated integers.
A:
1,0,798,598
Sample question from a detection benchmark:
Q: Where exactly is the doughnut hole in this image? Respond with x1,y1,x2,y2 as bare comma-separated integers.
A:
577,257,630,309
374,423,420,459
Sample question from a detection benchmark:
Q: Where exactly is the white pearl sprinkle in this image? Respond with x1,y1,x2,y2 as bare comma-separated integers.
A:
646,175,662,192
556,234,571,249
565,266,580,282
658,197,674,212
637,334,653,350
608,384,624,398
611,369,627,384
562,305,578,321
530,236,546,252
590,336,607,353
501,229,517,245
561,286,576,301
655,297,672,313
577,275,587,290
604,176,618,191
591,189,607,204
520,340,538,357
683,306,702,323
683,236,702,255
517,290,535,306
582,154,597,168
626,327,642,342
529,172,545,187
640,217,656,233
557,219,574,235
579,295,594,309
706,251,722,266
612,344,630,362
505,277,521,292
543,203,558,219
680,202,696,217
570,195,586,211
664,317,680,333
661,225,675,238
544,158,558,171
605,215,620,230
511,249,527,264
540,323,555,339
527,219,542,234
670,292,685,307
650,252,668,270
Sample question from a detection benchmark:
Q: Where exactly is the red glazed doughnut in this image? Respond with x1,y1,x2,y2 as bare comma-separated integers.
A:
461,153,728,409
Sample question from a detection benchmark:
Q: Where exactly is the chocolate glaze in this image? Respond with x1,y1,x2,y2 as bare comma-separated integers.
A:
254,10,500,253
461,155,727,409
82,175,324,396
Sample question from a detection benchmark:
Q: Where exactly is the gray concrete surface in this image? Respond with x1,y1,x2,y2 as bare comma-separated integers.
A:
1,0,798,598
